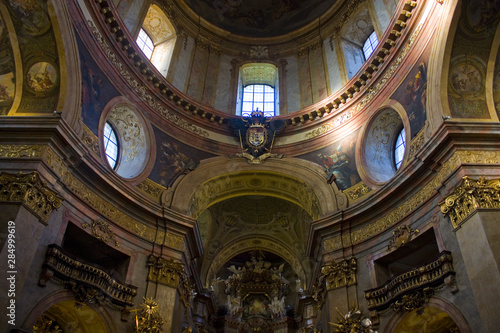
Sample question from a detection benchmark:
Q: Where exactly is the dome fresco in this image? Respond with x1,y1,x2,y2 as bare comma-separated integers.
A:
182,0,338,37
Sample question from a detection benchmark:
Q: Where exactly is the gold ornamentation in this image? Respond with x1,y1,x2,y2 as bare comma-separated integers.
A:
134,297,164,333
0,171,63,223
345,182,372,201
33,314,62,333
136,178,166,201
324,150,500,252
439,176,500,229
40,244,137,308
321,258,357,290
329,307,376,333
408,129,425,159
82,125,100,155
0,144,45,158
147,255,185,288
82,219,119,247
87,21,209,138
108,105,145,162
365,251,455,312
390,289,433,312
387,225,419,250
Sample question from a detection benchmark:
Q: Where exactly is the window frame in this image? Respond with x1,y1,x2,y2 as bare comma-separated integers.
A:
103,121,120,170
394,127,406,170
362,31,379,60
136,28,155,60
241,83,276,117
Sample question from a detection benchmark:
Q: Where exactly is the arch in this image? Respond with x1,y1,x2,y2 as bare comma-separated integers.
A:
167,156,347,219
23,290,116,333
203,236,308,290
384,296,472,333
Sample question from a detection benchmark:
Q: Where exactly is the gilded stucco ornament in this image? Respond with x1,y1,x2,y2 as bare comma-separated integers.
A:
439,176,500,229
134,297,164,333
387,225,419,250
0,171,63,223
329,308,377,333
390,289,433,312
136,178,166,201
82,219,119,247
344,182,372,201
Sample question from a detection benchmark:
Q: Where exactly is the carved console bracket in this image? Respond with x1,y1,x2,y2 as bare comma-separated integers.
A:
312,257,357,310
0,171,63,223
439,176,500,229
82,219,119,247
147,255,195,308
365,251,456,313
39,244,137,312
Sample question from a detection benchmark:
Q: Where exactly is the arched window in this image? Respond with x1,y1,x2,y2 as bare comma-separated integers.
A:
237,63,279,117
136,28,154,60
394,127,406,170
242,84,275,117
103,122,119,169
363,31,379,60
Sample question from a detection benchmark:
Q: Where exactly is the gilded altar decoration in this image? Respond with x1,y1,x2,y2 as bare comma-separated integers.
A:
0,171,63,223
365,251,456,312
39,244,137,309
33,314,62,333
82,219,119,247
439,176,500,229
329,307,377,333
387,225,419,250
229,110,286,164
134,297,164,333
322,258,357,290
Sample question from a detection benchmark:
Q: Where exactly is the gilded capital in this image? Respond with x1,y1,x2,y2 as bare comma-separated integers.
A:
439,176,500,229
0,171,63,223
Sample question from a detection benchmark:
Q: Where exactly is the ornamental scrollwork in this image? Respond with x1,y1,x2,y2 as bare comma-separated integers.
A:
439,176,500,229
147,255,185,288
390,288,434,312
322,257,357,290
328,307,377,333
0,171,63,223
387,225,419,250
82,219,119,247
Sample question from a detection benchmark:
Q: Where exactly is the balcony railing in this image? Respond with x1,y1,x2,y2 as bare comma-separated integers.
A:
364,251,455,311
39,244,137,309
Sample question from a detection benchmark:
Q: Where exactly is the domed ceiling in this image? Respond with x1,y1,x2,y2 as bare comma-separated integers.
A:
182,0,338,37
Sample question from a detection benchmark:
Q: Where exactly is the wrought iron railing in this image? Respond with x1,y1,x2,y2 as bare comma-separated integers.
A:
364,251,455,311
40,244,137,308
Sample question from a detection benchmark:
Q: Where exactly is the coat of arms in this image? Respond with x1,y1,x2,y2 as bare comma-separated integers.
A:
229,110,286,164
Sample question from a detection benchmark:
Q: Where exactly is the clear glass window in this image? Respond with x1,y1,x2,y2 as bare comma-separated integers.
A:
394,127,406,170
136,28,154,59
363,31,379,60
104,122,119,169
242,84,275,117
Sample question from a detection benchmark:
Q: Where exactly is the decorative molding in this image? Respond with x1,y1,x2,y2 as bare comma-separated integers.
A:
82,125,100,155
0,144,184,249
324,150,500,252
147,255,195,308
387,225,419,250
408,129,425,160
134,297,165,333
365,251,456,312
439,176,500,229
329,0,367,39
82,219,119,247
0,171,63,223
87,20,210,138
321,257,357,290
39,244,138,310
136,178,166,201
344,182,372,201
240,46,279,60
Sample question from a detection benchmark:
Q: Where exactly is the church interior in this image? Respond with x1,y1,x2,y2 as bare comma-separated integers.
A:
1,0,500,332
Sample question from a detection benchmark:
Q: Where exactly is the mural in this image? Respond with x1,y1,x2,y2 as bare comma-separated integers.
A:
298,130,361,191
0,15,15,115
26,62,57,92
77,34,120,134
391,40,432,138
182,0,338,37
149,126,216,187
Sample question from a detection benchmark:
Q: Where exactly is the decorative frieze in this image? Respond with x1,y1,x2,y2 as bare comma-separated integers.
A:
39,244,137,310
439,176,500,229
0,171,63,223
364,251,456,312
136,178,166,201
345,182,372,201
82,219,119,247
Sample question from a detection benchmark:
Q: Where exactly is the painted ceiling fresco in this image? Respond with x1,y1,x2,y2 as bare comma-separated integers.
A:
182,0,338,37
